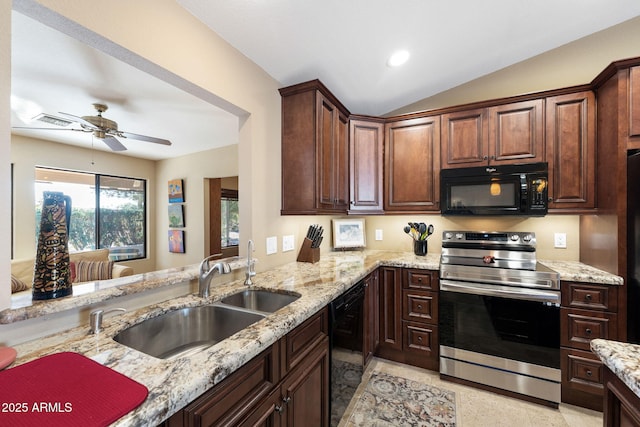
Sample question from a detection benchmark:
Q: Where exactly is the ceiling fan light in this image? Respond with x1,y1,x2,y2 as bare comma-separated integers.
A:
387,50,410,67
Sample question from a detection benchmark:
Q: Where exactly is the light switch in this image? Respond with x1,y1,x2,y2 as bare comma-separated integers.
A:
282,235,295,252
266,236,278,255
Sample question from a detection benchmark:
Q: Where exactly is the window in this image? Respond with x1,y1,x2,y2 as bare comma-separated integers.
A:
221,189,239,248
35,167,146,261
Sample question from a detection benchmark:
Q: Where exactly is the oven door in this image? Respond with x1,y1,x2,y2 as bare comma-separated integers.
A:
439,280,560,369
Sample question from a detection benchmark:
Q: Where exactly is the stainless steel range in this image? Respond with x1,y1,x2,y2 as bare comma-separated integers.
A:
439,231,561,406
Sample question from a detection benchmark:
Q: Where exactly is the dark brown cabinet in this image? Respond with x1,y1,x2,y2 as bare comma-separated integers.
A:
384,116,440,211
165,308,329,427
604,365,640,427
560,281,619,411
363,269,379,366
376,267,439,371
441,99,544,169
630,66,640,139
349,117,384,214
280,80,349,214
546,91,596,211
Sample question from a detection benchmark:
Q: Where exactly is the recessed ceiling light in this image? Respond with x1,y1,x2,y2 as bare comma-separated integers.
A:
387,50,410,67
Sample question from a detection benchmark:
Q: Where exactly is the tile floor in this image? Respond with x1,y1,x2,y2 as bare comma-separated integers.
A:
338,357,603,427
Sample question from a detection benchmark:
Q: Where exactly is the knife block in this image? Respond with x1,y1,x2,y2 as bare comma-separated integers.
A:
297,238,320,263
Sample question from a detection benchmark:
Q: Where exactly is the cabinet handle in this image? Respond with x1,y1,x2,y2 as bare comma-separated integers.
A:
282,396,291,405
585,294,592,301
417,336,422,342
275,405,284,414
585,328,592,335
490,155,496,160
417,304,423,310
586,370,592,377
548,197,554,202
483,156,488,160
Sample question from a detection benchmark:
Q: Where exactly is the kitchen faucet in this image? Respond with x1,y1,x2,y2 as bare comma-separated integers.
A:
244,239,256,286
198,255,231,298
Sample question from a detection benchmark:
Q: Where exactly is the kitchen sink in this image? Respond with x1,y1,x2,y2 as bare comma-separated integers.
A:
219,289,300,313
113,305,265,359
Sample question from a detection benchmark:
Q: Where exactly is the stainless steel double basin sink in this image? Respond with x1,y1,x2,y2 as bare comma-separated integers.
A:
113,289,300,359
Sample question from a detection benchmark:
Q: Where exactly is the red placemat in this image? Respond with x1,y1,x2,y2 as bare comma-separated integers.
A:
0,352,148,427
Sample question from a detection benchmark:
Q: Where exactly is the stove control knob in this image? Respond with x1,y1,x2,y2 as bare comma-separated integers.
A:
510,234,520,242
523,234,533,243
455,233,464,240
444,232,453,240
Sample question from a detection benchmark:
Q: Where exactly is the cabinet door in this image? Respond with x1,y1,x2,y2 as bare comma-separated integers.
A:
384,116,440,211
630,66,640,138
317,93,339,210
363,269,380,366
281,337,330,427
546,91,596,210
237,388,282,427
349,118,384,213
441,108,488,168
488,99,544,165
378,267,402,351
334,111,350,210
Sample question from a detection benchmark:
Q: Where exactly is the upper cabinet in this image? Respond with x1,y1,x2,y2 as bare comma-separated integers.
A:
630,66,640,140
349,117,385,214
280,80,350,215
441,99,544,169
384,116,441,212
546,91,596,211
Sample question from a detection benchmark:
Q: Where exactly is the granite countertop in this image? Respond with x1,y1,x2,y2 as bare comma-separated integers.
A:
538,260,624,285
6,250,438,426
591,339,640,398
3,251,622,425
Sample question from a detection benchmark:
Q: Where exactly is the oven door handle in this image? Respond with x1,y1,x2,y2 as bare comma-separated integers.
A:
440,279,560,304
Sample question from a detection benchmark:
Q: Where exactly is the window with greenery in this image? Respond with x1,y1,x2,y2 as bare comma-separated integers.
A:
221,189,239,248
35,167,146,261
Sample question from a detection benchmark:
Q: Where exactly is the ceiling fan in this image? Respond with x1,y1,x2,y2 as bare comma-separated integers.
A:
14,103,172,152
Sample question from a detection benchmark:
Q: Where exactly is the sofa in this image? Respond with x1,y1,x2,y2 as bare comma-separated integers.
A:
11,248,134,295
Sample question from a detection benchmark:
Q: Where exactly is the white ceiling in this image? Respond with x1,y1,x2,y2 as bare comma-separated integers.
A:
10,12,240,161
10,2,640,160
179,0,640,116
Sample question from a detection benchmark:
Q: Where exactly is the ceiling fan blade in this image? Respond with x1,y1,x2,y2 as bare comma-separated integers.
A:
102,135,128,151
120,131,172,146
57,112,99,129
12,126,91,132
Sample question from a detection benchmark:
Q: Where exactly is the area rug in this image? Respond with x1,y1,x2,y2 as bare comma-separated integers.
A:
331,359,364,426
347,371,456,426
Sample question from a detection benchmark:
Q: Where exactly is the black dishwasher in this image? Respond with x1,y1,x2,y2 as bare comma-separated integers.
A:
329,280,365,426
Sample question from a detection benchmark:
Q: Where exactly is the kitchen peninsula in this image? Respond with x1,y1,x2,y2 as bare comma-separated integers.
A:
1,250,622,426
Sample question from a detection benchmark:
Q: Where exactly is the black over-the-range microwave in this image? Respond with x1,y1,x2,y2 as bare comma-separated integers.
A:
440,162,548,216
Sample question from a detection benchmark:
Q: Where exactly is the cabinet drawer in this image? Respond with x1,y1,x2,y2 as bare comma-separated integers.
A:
561,282,618,311
405,269,438,290
561,308,617,351
402,290,437,323
281,307,328,374
176,343,279,427
402,321,438,358
560,348,604,396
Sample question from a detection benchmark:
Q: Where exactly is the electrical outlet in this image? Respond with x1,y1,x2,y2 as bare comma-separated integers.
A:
282,235,294,252
554,233,567,249
266,236,278,255
375,229,383,241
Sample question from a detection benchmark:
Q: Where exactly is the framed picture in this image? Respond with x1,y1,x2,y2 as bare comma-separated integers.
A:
168,230,185,253
168,179,184,203
168,204,184,228
332,219,366,249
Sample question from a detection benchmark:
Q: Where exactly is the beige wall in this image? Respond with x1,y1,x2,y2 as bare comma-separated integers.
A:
1,0,11,310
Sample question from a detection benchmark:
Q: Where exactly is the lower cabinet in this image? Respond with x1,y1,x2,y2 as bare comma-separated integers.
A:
377,267,439,371
560,281,619,411
163,308,329,427
604,365,640,427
